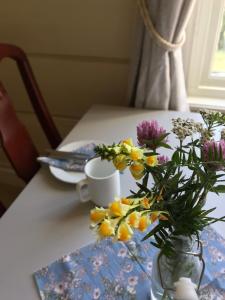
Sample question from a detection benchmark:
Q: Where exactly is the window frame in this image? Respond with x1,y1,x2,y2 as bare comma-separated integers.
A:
186,0,225,100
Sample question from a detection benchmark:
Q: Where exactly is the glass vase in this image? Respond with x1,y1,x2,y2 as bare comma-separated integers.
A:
150,235,204,300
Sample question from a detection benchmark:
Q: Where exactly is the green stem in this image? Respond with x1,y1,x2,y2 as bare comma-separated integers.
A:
178,140,183,173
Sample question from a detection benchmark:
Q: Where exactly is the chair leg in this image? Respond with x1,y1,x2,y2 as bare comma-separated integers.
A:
0,201,6,217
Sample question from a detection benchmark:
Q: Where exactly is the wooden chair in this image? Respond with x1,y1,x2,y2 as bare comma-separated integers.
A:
0,44,62,214
0,82,40,182
0,43,61,150
0,201,6,217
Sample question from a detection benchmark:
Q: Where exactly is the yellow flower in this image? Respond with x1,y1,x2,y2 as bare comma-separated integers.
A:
109,201,129,217
130,147,143,161
113,154,127,171
114,146,121,154
150,212,160,223
120,139,134,154
127,211,140,228
138,215,149,232
145,155,158,167
122,138,134,147
121,197,133,205
90,208,108,223
117,222,133,241
129,162,145,180
98,219,114,237
140,197,152,208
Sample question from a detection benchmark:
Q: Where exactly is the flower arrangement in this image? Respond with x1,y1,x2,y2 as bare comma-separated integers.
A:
90,110,225,256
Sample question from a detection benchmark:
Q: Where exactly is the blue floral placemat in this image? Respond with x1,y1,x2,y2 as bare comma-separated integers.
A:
34,227,225,300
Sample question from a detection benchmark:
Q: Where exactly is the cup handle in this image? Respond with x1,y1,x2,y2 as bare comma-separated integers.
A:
76,179,91,202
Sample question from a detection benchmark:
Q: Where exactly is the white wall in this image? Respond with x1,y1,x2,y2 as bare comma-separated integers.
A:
0,1,137,207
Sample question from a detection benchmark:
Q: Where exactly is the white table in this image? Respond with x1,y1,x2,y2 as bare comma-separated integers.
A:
0,105,224,299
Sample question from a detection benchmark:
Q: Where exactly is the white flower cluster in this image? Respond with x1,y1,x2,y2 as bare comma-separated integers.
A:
200,128,214,143
200,109,225,142
200,109,223,119
172,118,203,141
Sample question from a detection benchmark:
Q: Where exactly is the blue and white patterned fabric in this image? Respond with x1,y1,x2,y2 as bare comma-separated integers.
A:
34,227,225,300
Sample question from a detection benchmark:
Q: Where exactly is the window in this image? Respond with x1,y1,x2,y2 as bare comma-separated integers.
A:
211,8,225,76
185,0,225,109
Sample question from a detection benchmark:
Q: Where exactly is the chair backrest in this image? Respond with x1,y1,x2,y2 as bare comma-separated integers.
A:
0,82,39,182
0,43,62,182
0,201,6,217
0,43,61,149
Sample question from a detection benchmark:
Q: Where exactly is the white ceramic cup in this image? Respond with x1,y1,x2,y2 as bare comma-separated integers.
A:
76,157,120,207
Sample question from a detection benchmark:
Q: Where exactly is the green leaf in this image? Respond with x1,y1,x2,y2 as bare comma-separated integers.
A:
172,150,180,164
158,228,169,241
187,149,193,164
136,182,151,194
144,152,159,157
192,148,199,162
158,142,173,150
129,190,136,195
150,241,161,249
154,233,163,246
211,185,225,193
200,207,216,217
182,152,186,164
155,132,170,143
142,223,164,241
142,172,149,187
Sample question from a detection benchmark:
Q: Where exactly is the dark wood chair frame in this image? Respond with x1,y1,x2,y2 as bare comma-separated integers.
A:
0,44,62,215
0,43,61,149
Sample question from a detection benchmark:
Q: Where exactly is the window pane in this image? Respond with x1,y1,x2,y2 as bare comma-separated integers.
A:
211,8,225,77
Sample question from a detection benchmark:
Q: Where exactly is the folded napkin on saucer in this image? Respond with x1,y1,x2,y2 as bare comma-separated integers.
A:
37,143,97,172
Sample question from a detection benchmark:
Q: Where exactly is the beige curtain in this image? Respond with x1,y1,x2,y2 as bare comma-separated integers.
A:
129,0,196,111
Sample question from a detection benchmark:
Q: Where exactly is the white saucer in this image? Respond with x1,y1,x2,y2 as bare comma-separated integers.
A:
50,140,103,184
